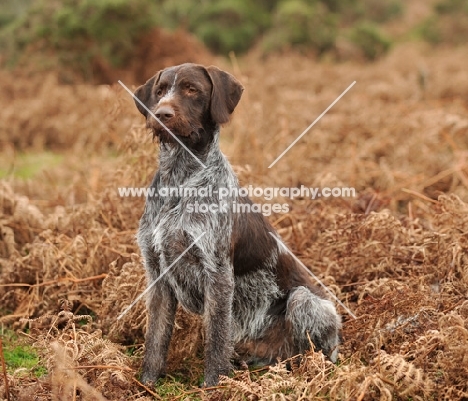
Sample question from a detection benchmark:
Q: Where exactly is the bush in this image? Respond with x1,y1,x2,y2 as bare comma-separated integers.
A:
189,0,270,54
0,0,158,78
155,0,200,30
360,0,403,23
263,0,337,54
0,0,31,29
0,14,15,30
0,0,411,67
320,0,357,13
419,0,468,45
350,22,392,60
435,0,468,14
421,15,468,45
418,17,442,44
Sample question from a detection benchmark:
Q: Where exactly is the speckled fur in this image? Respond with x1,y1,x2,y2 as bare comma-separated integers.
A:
133,63,341,386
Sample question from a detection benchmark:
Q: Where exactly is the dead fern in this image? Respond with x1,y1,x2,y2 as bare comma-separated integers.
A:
49,342,108,401
374,350,433,400
20,302,138,400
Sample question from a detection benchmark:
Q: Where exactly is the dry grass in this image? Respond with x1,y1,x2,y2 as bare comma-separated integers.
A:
1,40,468,400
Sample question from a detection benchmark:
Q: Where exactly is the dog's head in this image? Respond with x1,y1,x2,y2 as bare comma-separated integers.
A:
134,63,243,146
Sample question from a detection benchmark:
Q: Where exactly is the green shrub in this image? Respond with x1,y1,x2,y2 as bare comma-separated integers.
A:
263,0,337,54
435,0,468,14
275,0,315,46
0,0,32,28
0,0,408,67
419,0,468,46
360,0,403,23
154,0,200,30
190,0,270,54
418,16,442,44
350,22,392,60
421,15,468,45
320,0,358,13
0,0,158,77
0,13,15,29
320,0,403,24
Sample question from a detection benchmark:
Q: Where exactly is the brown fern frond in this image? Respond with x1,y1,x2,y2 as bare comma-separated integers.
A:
375,351,433,399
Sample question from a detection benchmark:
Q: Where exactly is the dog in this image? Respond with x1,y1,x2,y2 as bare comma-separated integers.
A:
133,63,341,386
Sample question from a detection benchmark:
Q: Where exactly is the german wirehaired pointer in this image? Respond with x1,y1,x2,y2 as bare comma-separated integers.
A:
133,63,341,386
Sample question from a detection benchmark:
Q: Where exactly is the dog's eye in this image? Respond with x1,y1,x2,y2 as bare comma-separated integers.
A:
186,84,197,94
156,89,163,97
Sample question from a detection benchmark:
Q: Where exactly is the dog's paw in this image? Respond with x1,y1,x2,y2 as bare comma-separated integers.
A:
231,351,249,370
203,374,220,388
329,345,339,364
140,369,163,385
203,366,231,387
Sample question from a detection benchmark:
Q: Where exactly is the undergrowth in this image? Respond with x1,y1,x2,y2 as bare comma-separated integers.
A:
1,43,468,399
1,330,46,377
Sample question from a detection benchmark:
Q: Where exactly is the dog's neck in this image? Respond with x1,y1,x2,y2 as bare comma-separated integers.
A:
157,127,223,186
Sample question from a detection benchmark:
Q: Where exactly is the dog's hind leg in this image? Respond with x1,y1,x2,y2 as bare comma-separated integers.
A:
286,286,341,362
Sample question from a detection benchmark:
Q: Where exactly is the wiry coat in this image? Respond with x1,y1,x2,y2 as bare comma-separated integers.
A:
133,63,341,386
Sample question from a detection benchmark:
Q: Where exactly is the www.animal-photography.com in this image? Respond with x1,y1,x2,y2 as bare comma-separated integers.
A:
1,1,468,400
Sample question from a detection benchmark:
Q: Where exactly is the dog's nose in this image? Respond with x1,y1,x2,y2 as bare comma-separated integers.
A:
155,105,175,122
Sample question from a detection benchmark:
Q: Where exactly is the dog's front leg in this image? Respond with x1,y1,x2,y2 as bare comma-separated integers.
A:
203,269,234,387
141,282,177,384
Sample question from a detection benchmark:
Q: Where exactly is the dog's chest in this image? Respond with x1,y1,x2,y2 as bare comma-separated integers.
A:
138,146,239,313
140,188,234,315
140,198,207,312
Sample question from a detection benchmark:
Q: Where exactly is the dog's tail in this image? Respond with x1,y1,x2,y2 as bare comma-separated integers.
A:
286,286,341,362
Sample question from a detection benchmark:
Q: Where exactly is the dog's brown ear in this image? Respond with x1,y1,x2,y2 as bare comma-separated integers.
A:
134,72,161,117
205,66,244,125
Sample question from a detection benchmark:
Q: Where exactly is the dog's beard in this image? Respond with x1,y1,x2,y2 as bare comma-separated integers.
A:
151,126,206,147
152,128,178,143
